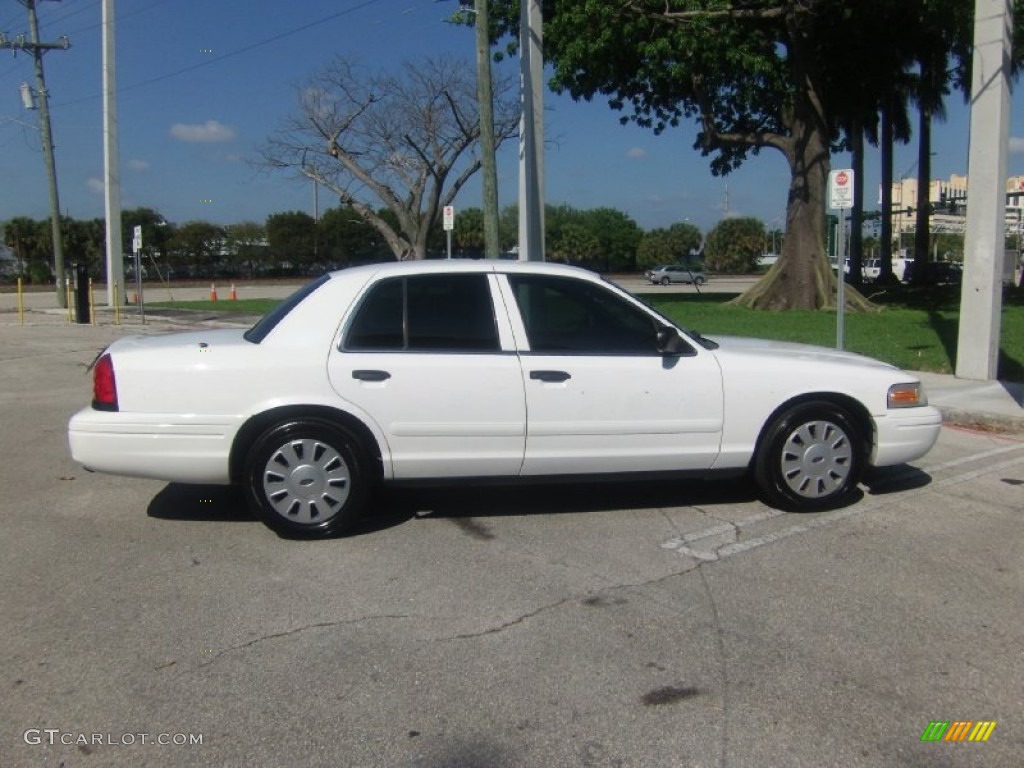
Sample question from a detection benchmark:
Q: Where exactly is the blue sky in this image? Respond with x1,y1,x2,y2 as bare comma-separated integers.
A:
2,0,1023,236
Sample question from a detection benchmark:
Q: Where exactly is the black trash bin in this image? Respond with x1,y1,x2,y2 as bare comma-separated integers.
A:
74,263,90,324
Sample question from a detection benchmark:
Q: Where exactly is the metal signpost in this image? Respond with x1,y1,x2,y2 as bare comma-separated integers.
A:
132,225,145,323
828,169,853,350
443,205,455,258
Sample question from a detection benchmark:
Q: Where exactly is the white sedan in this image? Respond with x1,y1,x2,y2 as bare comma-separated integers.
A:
68,261,941,538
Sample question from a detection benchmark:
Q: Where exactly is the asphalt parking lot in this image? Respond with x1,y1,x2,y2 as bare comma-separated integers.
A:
1,317,1022,767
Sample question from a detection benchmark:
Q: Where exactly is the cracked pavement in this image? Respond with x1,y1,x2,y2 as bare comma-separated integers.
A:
2,323,1022,767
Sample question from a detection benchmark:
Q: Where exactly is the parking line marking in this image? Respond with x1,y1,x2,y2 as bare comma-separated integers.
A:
662,452,1024,563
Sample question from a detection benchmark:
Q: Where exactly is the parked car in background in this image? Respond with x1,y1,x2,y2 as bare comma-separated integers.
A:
69,260,941,539
902,260,962,285
862,258,882,281
645,264,707,285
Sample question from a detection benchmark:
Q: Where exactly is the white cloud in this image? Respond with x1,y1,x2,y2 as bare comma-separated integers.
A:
128,158,150,172
86,177,105,194
626,147,647,159
1010,136,1024,154
169,120,236,143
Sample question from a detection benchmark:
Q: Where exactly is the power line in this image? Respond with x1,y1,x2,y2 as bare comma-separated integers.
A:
55,0,387,108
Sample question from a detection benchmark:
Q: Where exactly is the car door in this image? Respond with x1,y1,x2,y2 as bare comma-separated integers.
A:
327,272,526,479
500,273,724,476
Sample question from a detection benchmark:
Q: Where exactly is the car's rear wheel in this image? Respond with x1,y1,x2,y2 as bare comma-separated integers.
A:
244,419,371,538
660,276,671,285
753,402,865,511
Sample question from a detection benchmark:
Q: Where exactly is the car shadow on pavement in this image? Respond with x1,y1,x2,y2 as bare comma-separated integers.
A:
147,483,254,523
860,464,933,496
372,475,762,526
143,470,916,539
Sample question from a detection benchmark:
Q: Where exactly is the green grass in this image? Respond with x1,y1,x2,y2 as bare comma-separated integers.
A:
643,284,1024,382
146,299,279,314
147,284,1024,382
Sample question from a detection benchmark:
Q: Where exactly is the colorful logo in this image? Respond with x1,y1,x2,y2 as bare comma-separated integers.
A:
920,721,997,742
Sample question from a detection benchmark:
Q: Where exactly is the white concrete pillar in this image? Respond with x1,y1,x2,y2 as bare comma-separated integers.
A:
956,0,1012,380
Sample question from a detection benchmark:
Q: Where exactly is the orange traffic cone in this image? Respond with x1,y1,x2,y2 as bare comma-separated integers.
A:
210,283,218,301
230,283,237,301
132,291,139,305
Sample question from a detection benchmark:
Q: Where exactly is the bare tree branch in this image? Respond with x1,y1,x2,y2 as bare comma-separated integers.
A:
259,55,518,259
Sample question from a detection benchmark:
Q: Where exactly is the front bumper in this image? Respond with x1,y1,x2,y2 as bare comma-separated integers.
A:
870,405,943,466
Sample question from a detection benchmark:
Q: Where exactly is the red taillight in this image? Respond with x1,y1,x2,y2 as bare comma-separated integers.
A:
92,353,118,411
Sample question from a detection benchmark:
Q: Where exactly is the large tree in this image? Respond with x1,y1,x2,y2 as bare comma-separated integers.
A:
487,1,984,309
261,55,520,260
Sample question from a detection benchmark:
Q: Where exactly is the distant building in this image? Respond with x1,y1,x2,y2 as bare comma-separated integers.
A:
887,174,1024,239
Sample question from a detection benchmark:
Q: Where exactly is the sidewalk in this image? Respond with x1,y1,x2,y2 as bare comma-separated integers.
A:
915,371,1024,434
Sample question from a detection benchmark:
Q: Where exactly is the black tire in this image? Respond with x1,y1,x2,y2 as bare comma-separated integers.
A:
660,276,671,286
753,401,865,512
244,418,371,538
693,276,706,286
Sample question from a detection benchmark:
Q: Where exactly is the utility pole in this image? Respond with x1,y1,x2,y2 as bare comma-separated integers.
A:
102,0,124,308
1,0,70,308
475,0,499,258
518,0,544,260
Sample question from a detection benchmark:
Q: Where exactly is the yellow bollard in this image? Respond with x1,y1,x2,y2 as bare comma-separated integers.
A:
114,281,121,326
88,277,96,325
66,278,73,324
17,277,24,326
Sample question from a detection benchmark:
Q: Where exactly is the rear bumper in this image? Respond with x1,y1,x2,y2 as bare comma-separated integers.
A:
68,408,237,484
870,406,943,466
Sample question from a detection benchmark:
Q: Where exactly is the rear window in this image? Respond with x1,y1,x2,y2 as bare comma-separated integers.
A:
244,274,330,344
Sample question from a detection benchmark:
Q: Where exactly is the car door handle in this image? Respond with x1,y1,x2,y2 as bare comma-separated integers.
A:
352,369,391,382
530,370,571,383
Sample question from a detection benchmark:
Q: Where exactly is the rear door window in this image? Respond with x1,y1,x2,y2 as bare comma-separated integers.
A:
344,273,499,352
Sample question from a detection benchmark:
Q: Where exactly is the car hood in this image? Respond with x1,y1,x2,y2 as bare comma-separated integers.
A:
707,335,898,372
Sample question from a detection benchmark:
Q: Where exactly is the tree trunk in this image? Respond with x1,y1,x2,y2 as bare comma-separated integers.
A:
911,102,932,284
879,95,896,283
729,8,874,312
848,123,864,289
730,112,875,311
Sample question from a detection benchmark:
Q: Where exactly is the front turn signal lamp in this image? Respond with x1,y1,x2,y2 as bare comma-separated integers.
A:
888,382,926,409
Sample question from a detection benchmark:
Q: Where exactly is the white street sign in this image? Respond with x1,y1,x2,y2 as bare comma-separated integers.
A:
443,205,455,231
829,169,854,210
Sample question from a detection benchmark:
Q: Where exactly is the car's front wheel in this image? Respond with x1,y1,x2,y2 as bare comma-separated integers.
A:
244,419,371,537
753,402,865,511
660,276,671,285
693,276,706,286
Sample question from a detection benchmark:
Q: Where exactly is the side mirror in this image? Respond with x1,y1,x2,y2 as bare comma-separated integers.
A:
656,326,684,355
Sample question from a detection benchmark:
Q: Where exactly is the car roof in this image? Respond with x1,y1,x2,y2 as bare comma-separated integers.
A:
326,259,602,283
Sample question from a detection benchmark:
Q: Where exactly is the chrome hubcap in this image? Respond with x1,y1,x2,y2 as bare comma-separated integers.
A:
780,420,852,499
262,438,351,525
